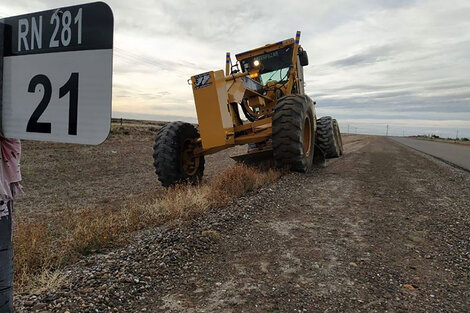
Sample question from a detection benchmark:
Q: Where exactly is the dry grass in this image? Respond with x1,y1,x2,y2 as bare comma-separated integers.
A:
25,270,69,294
159,184,212,220
411,136,470,146
14,163,280,292
209,164,280,205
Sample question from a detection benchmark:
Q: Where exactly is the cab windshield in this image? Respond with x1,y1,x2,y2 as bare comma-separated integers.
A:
260,67,289,84
240,46,293,86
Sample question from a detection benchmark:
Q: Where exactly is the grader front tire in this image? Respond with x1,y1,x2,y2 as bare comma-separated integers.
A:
273,95,316,172
153,122,205,187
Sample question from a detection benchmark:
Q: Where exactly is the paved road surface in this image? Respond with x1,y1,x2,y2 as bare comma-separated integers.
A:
392,137,470,171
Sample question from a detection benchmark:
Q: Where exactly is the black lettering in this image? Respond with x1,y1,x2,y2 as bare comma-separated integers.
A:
59,73,79,135
27,74,52,133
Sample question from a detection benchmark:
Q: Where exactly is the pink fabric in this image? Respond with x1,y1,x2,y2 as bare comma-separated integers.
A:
0,138,22,200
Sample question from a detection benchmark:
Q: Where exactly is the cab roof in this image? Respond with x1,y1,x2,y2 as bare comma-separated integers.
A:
235,38,296,61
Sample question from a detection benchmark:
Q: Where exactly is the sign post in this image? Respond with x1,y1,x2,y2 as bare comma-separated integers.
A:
0,2,113,310
0,19,14,313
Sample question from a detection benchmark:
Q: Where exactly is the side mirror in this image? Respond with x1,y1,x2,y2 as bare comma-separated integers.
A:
299,50,309,66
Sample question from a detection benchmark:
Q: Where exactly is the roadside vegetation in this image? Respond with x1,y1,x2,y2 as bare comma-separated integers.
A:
414,134,470,145
14,161,280,292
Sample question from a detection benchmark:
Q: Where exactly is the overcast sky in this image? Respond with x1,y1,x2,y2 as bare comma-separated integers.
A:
1,0,469,137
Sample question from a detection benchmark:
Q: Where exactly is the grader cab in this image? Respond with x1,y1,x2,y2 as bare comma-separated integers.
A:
153,31,343,187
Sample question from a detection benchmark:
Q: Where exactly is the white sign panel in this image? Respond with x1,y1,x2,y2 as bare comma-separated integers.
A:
1,2,113,145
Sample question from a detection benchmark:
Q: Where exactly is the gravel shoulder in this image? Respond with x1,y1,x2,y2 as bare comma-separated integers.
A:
15,135,469,312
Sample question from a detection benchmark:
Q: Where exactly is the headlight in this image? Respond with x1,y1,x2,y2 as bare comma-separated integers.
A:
253,60,260,67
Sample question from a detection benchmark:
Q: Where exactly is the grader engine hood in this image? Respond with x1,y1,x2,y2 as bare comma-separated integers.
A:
191,71,234,150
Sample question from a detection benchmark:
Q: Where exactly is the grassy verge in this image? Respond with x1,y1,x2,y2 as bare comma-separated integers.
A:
14,163,280,292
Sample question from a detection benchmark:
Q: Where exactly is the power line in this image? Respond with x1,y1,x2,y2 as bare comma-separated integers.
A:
114,48,167,69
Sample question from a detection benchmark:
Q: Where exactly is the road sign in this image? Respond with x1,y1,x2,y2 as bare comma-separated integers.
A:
0,2,113,145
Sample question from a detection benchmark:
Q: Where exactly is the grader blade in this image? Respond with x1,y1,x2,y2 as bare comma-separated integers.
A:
231,148,273,164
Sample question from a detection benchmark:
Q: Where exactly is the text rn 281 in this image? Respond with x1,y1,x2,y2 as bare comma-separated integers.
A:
17,8,82,51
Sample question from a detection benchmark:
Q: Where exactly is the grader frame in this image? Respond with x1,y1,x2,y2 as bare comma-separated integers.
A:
153,31,343,187
191,31,306,157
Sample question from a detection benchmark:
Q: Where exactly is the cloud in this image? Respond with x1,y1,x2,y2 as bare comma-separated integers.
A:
1,0,469,138
329,45,395,68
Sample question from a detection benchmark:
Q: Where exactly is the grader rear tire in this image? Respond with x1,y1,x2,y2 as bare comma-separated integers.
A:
333,119,343,156
153,122,205,187
317,116,342,158
273,95,316,172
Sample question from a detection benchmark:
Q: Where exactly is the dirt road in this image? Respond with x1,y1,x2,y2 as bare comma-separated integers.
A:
392,137,470,171
16,136,469,312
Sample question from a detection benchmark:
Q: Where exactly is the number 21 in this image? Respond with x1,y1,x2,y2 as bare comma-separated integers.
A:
27,73,79,135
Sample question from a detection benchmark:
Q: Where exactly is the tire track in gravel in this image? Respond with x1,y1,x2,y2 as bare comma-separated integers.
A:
140,136,468,312
15,136,469,312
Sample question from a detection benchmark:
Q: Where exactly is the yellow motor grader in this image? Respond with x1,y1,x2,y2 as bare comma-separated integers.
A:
153,31,343,187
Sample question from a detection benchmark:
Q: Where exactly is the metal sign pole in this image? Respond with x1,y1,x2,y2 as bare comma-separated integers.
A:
0,21,14,313
0,21,3,133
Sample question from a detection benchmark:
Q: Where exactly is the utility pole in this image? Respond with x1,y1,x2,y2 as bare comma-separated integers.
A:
386,124,389,137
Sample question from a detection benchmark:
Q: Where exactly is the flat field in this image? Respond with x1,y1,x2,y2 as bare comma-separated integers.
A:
14,121,468,313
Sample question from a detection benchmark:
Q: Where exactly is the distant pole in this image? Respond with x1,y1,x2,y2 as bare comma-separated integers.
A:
456,129,459,140
120,118,123,126
386,124,389,137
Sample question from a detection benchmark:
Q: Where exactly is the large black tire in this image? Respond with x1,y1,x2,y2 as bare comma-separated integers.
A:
317,116,342,158
153,122,205,187
333,119,343,155
273,95,316,172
